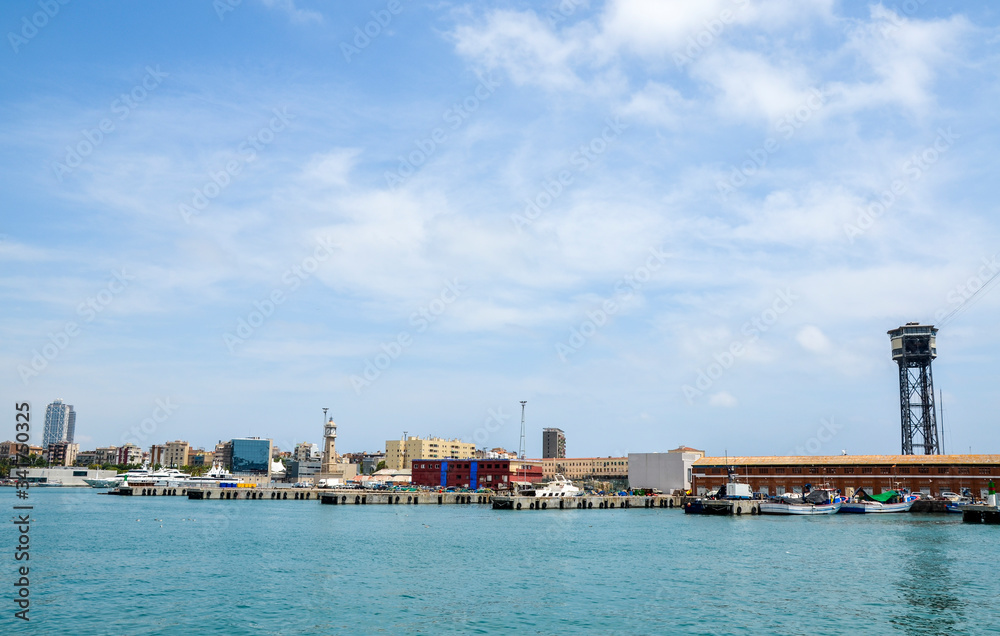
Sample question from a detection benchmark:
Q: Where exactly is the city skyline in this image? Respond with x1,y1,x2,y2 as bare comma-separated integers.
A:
3,1,1000,459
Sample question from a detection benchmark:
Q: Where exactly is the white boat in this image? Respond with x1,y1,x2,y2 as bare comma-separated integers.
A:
760,489,843,515
531,474,583,498
840,489,916,514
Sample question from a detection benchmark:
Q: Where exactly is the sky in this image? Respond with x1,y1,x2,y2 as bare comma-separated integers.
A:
1,0,999,459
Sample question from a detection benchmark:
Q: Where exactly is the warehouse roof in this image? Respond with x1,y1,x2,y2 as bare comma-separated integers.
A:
693,454,1000,466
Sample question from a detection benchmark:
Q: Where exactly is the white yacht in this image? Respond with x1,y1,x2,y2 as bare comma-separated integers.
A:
530,474,583,498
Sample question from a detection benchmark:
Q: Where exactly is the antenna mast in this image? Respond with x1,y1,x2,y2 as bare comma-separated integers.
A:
518,401,527,460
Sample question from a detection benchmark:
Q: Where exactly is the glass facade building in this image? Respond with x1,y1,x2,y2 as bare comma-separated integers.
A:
231,437,272,475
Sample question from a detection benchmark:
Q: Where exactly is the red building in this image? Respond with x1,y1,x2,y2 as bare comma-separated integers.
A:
410,458,543,490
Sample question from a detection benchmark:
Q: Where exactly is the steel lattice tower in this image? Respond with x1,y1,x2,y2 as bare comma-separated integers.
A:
888,323,940,455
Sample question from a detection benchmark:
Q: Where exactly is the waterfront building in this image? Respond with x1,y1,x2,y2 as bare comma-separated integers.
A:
42,399,75,447
116,443,143,465
294,442,321,462
190,449,214,467
149,444,166,466
385,435,476,470
231,437,273,476
540,456,628,482
164,440,190,467
214,441,233,469
285,459,322,483
542,428,566,459
0,440,20,460
410,458,543,489
7,466,118,486
74,450,97,466
691,454,1000,498
47,441,79,467
89,446,119,465
628,446,705,493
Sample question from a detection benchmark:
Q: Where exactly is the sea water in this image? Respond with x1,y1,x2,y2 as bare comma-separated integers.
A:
2,489,998,635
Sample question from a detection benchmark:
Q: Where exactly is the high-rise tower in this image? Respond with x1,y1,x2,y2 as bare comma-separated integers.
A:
43,399,74,448
889,323,940,455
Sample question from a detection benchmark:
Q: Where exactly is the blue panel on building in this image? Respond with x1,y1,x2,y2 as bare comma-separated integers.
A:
440,461,448,488
470,461,478,489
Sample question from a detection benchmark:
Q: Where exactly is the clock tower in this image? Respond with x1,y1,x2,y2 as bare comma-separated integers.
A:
321,416,338,475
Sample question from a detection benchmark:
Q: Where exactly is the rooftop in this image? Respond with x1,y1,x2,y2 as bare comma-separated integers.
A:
694,454,1000,467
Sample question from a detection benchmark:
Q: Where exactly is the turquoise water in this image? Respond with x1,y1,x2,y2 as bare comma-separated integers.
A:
2,489,998,635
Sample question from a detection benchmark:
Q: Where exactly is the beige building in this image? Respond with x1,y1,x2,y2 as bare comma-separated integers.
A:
164,440,190,467
540,456,629,481
385,435,476,470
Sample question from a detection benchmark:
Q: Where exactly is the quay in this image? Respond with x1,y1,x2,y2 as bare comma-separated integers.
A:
490,494,685,510
961,505,1000,524
105,485,688,509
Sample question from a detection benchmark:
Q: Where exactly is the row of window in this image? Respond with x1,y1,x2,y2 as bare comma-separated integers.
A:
712,466,993,476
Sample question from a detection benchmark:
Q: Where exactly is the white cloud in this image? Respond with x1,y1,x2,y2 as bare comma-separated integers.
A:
796,325,832,354
709,391,738,407
259,0,323,24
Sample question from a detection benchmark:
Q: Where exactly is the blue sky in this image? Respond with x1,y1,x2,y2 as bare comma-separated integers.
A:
2,0,999,459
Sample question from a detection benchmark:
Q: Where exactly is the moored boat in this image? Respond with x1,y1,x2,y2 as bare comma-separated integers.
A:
840,489,916,514
760,489,842,515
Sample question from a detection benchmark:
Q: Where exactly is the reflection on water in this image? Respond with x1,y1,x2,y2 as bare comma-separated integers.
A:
891,520,968,635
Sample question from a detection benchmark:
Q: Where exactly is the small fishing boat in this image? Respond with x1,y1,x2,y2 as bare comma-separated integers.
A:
840,489,915,513
685,467,754,515
759,489,842,515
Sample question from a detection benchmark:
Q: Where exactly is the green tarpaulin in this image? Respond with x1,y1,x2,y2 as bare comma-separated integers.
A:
859,489,899,502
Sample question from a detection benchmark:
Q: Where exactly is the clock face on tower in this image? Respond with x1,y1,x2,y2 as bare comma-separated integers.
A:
325,424,337,438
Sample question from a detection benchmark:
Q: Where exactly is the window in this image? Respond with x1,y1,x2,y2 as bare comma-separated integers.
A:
980,467,991,475
843,467,855,474
918,467,929,474
898,467,910,474
808,467,818,475
826,467,837,474
937,467,949,474
759,468,769,475
880,467,891,474
862,467,873,474
775,468,785,474
958,467,970,475
792,468,802,474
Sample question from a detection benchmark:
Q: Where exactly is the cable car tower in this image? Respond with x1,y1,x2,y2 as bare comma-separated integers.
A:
888,323,940,455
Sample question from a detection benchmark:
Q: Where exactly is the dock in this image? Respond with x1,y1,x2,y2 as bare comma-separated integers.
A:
961,504,1000,524
105,485,687,509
